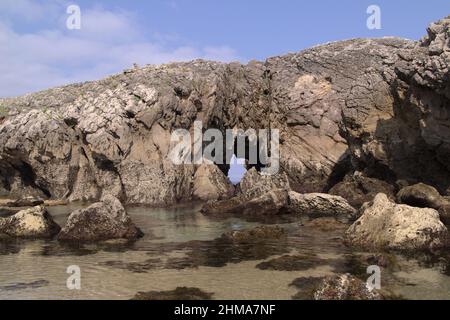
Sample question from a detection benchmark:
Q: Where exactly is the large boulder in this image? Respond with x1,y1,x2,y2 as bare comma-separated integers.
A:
313,274,383,300
397,183,444,209
57,195,143,242
0,206,60,239
345,193,449,251
192,162,234,201
288,191,357,220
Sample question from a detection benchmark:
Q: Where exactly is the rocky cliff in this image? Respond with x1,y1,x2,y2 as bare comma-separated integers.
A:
0,16,448,206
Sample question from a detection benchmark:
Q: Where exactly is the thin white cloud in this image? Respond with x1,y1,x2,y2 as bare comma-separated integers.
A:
0,3,241,97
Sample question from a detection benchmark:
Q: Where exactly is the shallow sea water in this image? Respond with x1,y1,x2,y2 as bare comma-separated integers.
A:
1,204,450,300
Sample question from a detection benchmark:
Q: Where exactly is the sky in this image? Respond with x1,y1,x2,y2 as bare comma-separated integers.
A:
0,0,448,97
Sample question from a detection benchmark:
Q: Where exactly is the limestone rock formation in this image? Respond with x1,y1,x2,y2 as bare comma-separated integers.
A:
57,195,143,242
345,193,449,251
0,16,449,207
288,191,357,220
0,31,417,205
341,15,450,194
0,206,60,239
192,162,235,201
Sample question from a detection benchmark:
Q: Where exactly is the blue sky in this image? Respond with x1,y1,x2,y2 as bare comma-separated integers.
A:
0,0,448,97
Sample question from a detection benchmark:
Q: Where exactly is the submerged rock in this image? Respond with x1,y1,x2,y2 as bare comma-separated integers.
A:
345,193,449,251
58,195,143,242
131,287,213,300
397,183,444,209
313,274,383,300
303,217,348,232
256,254,326,271
288,191,357,220
290,277,325,300
0,280,50,291
220,225,286,243
0,206,60,239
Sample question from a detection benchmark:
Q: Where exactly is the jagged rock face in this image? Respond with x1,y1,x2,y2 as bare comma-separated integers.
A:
0,32,418,205
341,16,450,193
57,195,143,242
345,193,449,251
0,206,60,239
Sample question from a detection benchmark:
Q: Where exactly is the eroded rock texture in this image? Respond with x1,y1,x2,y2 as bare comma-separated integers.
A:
0,206,60,239
345,193,448,251
57,195,143,242
0,16,449,205
341,16,450,194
